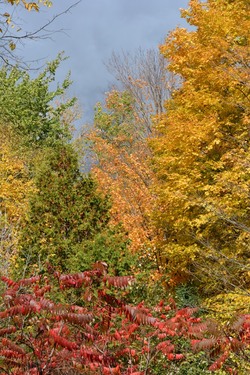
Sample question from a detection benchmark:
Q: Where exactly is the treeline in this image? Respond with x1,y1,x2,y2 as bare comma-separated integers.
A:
0,0,250,373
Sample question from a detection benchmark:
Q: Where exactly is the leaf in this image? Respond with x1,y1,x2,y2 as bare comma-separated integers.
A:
48,329,78,351
92,261,108,274
191,338,217,352
2,338,26,355
0,327,16,336
187,323,208,338
25,2,39,11
60,312,93,326
121,304,156,325
104,275,135,288
18,275,41,286
1,276,17,288
156,340,175,355
208,352,229,371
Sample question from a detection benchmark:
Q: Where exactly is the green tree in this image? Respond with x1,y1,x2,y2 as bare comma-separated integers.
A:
0,58,132,277
0,57,77,273
17,142,132,276
0,55,74,146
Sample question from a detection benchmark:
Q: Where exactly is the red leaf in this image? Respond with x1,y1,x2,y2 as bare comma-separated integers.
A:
0,326,16,336
104,276,135,288
2,338,26,355
49,329,78,351
209,352,229,371
175,354,184,360
60,312,93,325
192,338,217,352
121,305,156,325
19,275,41,286
156,341,175,355
0,276,17,288
167,353,175,360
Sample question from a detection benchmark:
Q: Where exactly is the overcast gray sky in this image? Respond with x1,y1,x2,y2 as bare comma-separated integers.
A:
14,0,189,125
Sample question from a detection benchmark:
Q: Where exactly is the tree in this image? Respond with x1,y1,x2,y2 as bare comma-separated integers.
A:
17,141,132,276
0,1,80,68
150,0,250,298
0,54,74,146
0,57,79,275
107,48,176,134
1,262,249,374
87,49,176,260
0,56,132,278
88,90,155,255
0,0,52,66
0,57,125,278
0,125,34,275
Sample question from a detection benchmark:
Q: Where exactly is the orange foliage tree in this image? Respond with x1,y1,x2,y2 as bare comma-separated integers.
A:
88,90,155,254
87,49,176,263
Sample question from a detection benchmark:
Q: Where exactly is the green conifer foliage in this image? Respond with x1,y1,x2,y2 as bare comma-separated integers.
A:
18,143,132,275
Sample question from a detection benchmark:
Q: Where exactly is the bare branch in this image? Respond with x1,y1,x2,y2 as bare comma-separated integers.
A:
106,48,177,134
0,0,82,68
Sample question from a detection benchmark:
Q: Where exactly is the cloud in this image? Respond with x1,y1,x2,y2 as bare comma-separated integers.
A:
10,0,189,125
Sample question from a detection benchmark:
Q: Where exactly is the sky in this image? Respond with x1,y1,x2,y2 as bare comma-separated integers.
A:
12,0,189,127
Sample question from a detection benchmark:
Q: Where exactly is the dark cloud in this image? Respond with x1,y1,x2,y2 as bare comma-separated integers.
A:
14,0,189,126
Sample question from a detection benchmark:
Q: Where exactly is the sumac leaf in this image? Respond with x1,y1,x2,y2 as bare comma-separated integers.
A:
104,276,135,288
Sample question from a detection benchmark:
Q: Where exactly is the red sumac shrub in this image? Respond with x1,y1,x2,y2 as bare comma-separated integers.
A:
0,262,249,374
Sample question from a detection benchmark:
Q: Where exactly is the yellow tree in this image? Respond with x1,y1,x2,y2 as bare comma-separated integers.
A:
151,0,250,299
0,126,34,274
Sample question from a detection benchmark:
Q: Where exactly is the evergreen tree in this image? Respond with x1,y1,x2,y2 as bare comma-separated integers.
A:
18,142,132,276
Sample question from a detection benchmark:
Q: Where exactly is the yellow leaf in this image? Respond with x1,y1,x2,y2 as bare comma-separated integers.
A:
25,2,39,11
9,42,16,51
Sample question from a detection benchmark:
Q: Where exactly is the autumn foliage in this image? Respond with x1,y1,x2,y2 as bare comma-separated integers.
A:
1,0,250,373
89,90,155,253
151,0,250,294
0,127,34,274
0,262,249,374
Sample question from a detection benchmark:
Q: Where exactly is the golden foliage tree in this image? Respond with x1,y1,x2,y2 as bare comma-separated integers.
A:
0,126,34,274
151,0,250,296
